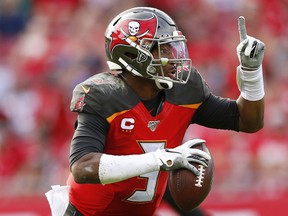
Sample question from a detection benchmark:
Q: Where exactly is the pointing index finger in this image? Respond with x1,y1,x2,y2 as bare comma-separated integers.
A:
238,16,247,41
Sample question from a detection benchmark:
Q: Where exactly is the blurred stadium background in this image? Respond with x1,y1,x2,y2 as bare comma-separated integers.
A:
0,0,287,215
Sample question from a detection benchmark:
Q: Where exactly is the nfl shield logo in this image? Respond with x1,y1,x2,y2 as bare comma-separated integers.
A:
147,120,160,132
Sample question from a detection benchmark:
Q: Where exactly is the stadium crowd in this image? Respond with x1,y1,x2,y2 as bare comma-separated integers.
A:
0,0,287,208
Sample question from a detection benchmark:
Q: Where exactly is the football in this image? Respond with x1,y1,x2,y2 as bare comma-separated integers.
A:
168,142,214,212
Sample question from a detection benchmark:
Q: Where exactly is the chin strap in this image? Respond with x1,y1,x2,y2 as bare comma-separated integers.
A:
155,79,173,89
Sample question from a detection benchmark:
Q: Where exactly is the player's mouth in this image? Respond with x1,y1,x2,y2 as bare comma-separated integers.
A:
166,66,177,79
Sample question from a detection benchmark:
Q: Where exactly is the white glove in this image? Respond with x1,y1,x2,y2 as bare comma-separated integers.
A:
236,16,265,70
154,139,211,176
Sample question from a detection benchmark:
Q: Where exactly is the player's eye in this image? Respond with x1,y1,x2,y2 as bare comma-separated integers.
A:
160,48,168,54
160,45,173,56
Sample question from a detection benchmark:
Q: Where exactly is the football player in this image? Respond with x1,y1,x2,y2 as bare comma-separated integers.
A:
46,7,265,216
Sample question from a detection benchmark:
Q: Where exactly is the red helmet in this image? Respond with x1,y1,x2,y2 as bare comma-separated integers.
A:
105,7,192,89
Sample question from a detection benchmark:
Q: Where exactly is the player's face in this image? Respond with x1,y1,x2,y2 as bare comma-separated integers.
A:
151,41,190,80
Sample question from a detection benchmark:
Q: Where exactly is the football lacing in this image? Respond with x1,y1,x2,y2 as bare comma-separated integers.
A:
195,165,205,187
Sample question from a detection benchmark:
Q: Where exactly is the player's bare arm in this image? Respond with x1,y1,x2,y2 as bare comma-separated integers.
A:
235,16,265,133
71,152,102,184
237,97,264,133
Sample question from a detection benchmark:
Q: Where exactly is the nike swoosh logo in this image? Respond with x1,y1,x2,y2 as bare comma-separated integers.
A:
250,41,258,58
81,85,90,94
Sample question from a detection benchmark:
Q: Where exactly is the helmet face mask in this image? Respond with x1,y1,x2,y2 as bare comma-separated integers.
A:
105,7,192,88
143,35,191,84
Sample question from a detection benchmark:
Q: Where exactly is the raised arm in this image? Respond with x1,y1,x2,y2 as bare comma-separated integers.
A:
236,16,265,133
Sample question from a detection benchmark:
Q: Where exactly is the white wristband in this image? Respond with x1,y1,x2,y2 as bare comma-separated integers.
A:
236,65,265,101
98,153,160,184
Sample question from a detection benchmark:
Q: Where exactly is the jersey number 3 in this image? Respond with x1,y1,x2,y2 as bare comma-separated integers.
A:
126,141,165,203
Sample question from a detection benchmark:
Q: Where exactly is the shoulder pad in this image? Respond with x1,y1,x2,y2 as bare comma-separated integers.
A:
70,72,139,119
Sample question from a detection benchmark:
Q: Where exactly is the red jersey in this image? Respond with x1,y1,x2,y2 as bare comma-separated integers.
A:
68,69,210,215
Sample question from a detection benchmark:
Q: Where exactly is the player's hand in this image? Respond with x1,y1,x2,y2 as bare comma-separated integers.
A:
154,139,211,176
236,16,265,70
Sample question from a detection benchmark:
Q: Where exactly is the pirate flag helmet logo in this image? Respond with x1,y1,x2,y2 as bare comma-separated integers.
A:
110,15,157,51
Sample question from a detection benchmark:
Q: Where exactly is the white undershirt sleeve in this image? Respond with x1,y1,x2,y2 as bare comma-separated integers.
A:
98,153,161,184
236,65,265,101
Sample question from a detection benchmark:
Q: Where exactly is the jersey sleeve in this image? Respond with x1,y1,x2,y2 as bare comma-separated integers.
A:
69,73,140,166
69,112,109,167
192,93,240,131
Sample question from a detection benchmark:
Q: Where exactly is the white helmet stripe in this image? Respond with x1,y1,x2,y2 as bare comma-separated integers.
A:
118,57,143,77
